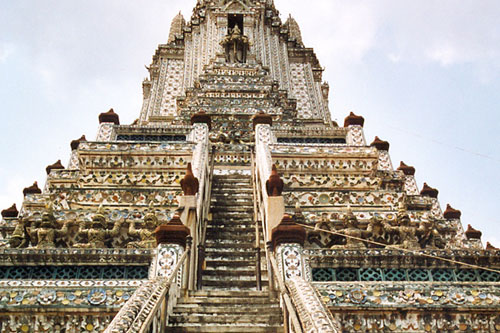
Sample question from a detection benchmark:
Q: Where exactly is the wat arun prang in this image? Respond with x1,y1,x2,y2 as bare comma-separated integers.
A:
1,0,499,332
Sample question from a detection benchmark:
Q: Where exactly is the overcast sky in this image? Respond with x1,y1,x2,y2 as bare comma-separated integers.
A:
0,0,499,246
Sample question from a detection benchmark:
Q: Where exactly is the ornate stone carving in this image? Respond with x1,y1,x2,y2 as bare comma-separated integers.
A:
221,26,249,63
29,207,70,248
287,276,341,332
74,208,123,248
127,212,159,249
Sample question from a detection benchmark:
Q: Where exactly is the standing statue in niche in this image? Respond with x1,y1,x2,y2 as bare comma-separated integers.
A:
221,25,249,63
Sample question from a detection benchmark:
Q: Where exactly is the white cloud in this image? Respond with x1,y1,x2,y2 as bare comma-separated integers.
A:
277,0,500,76
276,0,378,66
375,0,500,69
0,43,14,63
387,53,401,63
426,44,460,67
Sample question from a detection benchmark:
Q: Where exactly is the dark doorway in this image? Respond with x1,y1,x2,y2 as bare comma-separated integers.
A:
228,14,244,33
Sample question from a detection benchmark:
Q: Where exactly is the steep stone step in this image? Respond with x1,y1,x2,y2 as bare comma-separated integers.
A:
169,314,281,325
205,260,258,268
188,290,270,298
211,188,253,194
209,217,254,223
201,279,265,290
204,241,256,249
211,205,253,214
205,233,255,242
213,176,252,180
206,225,258,233
213,174,251,179
169,325,283,332
202,268,267,277
211,196,252,201
205,247,256,254
177,297,275,306
168,172,281,331
212,182,252,188
211,212,254,219
172,305,280,314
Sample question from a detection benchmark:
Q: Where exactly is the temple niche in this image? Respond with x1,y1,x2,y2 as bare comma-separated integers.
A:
0,0,499,332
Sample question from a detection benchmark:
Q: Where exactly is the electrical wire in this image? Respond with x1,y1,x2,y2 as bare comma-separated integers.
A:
387,125,500,164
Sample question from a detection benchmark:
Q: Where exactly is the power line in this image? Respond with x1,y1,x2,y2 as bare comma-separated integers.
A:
387,125,500,164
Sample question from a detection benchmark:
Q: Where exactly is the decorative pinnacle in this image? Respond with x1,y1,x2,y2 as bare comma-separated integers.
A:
180,163,199,196
98,108,120,125
23,182,42,196
443,204,461,219
420,183,439,198
71,135,87,150
397,161,416,176
46,160,65,175
1,204,18,218
344,112,365,127
266,164,283,196
465,224,482,240
370,136,390,151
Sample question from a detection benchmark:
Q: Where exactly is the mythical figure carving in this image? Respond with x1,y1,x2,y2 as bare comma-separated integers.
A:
366,215,389,247
74,208,123,248
22,205,68,249
220,25,249,63
308,213,342,248
417,217,444,249
9,219,30,248
382,206,421,250
28,206,69,248
127,212,159,248
306,205,446,250
337,209,369,248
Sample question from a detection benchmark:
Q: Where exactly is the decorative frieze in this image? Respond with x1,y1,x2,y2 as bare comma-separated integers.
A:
315,281,500,309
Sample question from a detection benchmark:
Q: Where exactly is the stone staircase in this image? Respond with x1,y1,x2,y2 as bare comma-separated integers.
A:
168,171,283,332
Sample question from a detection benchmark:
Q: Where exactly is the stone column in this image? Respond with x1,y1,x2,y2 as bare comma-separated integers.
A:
344,112,366,146
96,109,119,141
271,214,306,282
154,215,190,279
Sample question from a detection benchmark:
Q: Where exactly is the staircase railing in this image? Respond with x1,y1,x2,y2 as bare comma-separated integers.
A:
269,254,303,333
104,242,191,333
253,125,304,332
251,146,262,290
196,145,216,289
